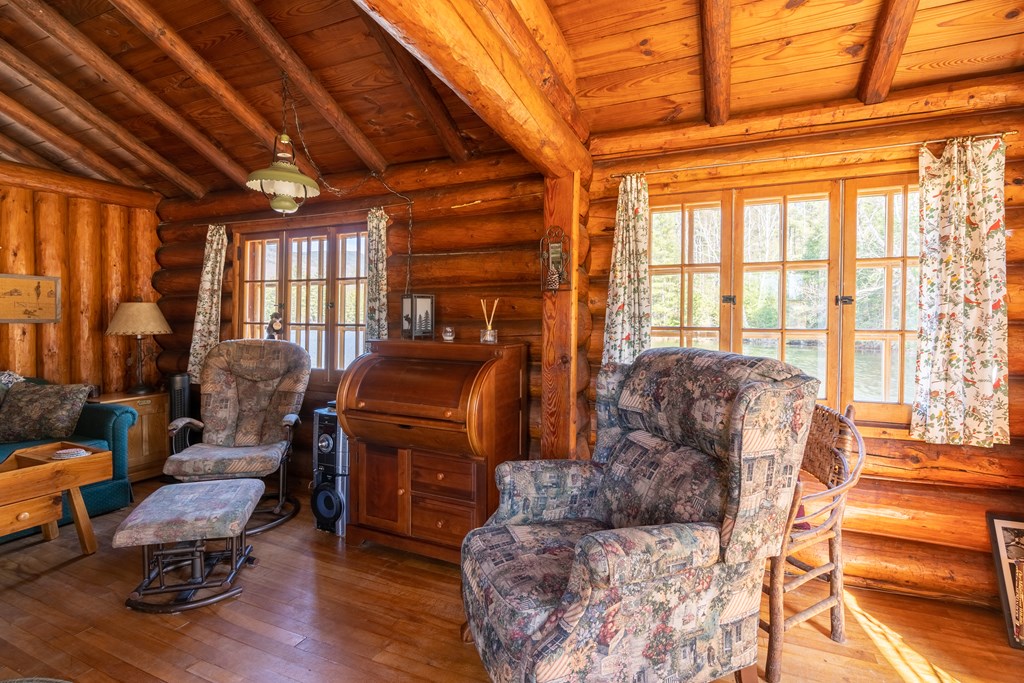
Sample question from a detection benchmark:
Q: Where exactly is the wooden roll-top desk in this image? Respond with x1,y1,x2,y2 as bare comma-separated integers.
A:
336,340,527,563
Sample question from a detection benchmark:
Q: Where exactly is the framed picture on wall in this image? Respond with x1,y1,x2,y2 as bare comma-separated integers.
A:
987,511,1024,649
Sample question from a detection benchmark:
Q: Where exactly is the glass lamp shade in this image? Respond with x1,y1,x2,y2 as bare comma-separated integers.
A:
246,134,321,215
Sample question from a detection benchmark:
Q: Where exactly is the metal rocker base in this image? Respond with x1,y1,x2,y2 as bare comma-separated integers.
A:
246,494,300,535
125,532,257,614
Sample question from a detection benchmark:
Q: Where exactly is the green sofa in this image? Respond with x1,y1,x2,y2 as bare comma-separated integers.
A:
0,399,137,543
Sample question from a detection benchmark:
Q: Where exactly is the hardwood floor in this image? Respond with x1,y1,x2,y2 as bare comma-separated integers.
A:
1,481,1021,682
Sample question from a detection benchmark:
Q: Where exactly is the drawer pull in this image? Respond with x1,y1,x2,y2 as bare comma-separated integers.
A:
16,511,29,521
136,399,152,406
357,400,366,408
435,519,446,529
443,409,453,418
398,488,406,496
436,472,445,481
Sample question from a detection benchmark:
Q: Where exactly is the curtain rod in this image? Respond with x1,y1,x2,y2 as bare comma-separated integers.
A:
609,130,1018,179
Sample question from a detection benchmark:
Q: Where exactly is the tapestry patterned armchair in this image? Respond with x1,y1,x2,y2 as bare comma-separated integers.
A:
461,348,819,683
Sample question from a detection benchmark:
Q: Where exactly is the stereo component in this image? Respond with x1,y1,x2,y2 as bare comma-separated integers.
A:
312,407,347,535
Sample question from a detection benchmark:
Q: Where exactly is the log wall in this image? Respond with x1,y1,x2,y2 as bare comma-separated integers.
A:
0,176,161,390
586,109,1024,608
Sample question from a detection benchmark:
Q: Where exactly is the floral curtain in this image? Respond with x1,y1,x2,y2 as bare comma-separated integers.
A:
365,207,389,352
187,224,228,379
911,136,1008,447
601,173,651,365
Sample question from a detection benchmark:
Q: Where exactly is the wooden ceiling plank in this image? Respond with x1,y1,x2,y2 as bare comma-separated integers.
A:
699,0,731,126
591,72,1024,159
359,10,470,162
473,0,589,142
859,0,921,105
8,0,249,188
0,128,59,171
220,0,388,174
0,90,138,185
352,0,590,180
0,158,161,208
0,38,206,199
103,0,323,181
509,0,577,92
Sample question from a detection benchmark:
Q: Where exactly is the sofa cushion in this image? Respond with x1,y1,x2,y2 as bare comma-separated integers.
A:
462,518,610,658
0,382,91,442
0,370,24,410
594,430,727,529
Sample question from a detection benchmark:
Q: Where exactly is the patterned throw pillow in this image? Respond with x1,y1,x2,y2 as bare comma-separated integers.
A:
0,382,91,443
0,370,25,410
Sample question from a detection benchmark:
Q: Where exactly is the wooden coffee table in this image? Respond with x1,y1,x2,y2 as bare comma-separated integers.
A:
0,441,114,554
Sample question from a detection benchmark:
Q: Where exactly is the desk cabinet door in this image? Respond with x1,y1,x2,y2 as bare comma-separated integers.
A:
355,442,410,534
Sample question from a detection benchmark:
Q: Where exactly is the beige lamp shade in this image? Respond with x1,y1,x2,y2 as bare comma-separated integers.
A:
105,302,172,337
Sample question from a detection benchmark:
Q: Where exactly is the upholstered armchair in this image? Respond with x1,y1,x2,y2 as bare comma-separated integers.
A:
164,339,310,533
461,348,819,683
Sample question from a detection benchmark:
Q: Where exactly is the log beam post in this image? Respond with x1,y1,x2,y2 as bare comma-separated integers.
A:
699,0,732,127
353,0,591,181
541,173,582,458
859,0,921,105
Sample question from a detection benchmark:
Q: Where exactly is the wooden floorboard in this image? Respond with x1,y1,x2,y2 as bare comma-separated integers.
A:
1,480,1022,682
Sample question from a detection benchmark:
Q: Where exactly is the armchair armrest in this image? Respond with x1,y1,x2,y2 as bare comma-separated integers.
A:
488,459,605,525
281,413,300,428
574,522,721,588
168,417,204,438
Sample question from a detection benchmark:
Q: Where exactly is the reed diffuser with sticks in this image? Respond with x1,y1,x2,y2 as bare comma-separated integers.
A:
480,298,499,343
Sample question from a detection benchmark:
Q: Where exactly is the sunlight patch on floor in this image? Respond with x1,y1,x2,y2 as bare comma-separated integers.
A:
845,591,960,683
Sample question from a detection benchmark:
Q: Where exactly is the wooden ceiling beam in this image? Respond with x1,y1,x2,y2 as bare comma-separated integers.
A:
220,0,388,174
8,0,249,187
0,39,206,199
359,11,470,162
0,129,59,171
0,90,139,186
508,0,577,94
859,0,921,105
107,0,321,181
699,0,732,127
472,0,588,142
591,73,1024,159
0,158,160,209
353,0,591,180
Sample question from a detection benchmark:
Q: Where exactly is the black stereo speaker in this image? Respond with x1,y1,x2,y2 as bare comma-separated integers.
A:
312,407,347,535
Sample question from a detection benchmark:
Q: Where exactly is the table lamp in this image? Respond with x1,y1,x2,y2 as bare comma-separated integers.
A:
105,301,172,394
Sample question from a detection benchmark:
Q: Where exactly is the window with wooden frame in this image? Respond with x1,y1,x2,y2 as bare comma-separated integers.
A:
841,174,920,424
237,226,368,387
649,191,732,351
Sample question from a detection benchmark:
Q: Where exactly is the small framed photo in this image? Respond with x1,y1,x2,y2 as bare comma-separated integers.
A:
986,511,1024,649
401,294,434,339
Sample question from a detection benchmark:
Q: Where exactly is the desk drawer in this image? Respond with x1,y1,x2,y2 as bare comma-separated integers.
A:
0,494,62,536
410,451,475,501
411,496,478,547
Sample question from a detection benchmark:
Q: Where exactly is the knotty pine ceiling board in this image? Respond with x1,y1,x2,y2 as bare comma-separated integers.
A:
891,33,1024,90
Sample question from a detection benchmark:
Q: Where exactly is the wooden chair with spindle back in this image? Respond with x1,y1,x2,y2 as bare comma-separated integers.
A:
761,403,866,683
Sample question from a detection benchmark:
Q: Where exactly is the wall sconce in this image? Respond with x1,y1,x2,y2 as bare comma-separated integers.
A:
401,294,434,339
246,74,320,215
541,225,569,290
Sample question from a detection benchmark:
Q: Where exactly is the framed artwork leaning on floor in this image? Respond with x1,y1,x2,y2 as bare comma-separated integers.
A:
987,511,1024,649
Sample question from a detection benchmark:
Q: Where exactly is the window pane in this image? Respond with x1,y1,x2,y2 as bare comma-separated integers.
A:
787,199,828,261
289,283,306,323
785,337,827,398
343,283,358,324
264,284,278,320
888,338,900,402
893,193,904,258
307,327,325,369
742,335,780,360
310,237,326,279
891,266,903,329
906,191,920,257
651,211,681,265
290,239,306,279
651,274,681,327
785,268,827,329
743,270,780,328
744,202,781,262
855,267,885,329
905,266,920,330
358,282,366,323
265,240,279,279
856,195,887,258
685,331,719,349
853,338,884,402
904,337,918,402
358,234,367,277
343,236,359,278
246,241,263,279
688,272,719,327
344,330,359,368
650,332,680,348
691,208,721,263
308,283,326,324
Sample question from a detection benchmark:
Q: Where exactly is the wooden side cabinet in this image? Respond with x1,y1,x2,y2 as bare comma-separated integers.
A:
89,391,170,482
